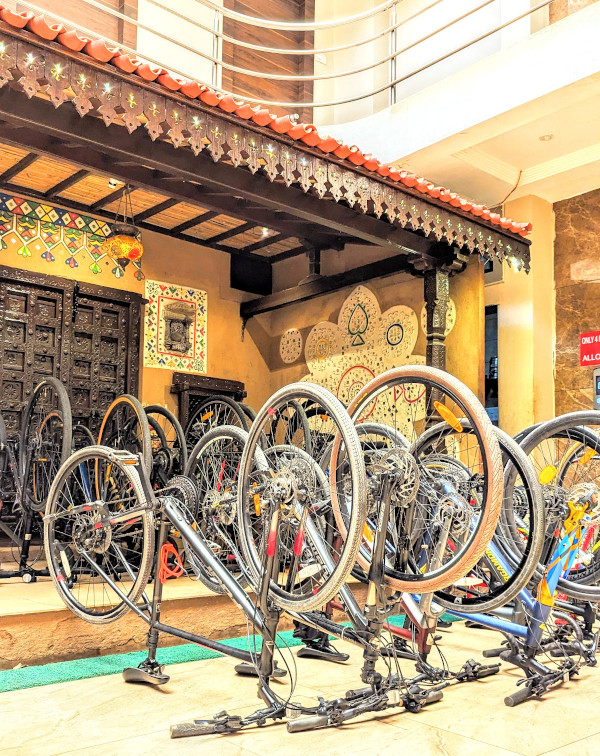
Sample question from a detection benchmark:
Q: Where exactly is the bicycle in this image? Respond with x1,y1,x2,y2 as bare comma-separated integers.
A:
0,377,74,581
445,482,599,704
44,373,504,735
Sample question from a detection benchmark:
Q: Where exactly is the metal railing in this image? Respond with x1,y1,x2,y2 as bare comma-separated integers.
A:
17,0,555,112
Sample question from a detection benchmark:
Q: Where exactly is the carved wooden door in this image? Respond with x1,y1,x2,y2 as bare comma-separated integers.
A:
0,275,69,436
70,293,133,434
0,266,141,438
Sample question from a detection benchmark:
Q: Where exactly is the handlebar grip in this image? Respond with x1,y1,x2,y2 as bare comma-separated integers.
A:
287,714,329,733
482,647,506,658
346,685,371,699
504,686,532,707
476,664,500,678
170,722,217,739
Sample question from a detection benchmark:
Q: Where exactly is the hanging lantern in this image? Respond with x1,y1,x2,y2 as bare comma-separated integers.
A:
102,184,145,268
103,223,144,267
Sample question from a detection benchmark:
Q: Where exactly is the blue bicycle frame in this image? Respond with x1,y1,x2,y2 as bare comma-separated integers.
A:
445,504,587,647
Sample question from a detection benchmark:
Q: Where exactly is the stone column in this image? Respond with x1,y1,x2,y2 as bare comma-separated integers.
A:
424,268,449,371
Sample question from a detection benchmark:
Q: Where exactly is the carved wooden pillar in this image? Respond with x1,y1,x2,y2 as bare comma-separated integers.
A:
424,268,449,371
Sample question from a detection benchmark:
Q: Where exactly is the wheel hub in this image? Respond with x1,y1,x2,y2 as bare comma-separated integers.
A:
71,505,112,554
205,489,237,526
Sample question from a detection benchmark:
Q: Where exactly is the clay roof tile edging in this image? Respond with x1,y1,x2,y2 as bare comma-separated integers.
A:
0,8,532,237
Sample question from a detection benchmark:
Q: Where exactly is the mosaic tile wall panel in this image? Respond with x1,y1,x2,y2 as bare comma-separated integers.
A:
144,279,207,374
300,285,456,436
0,192,144,281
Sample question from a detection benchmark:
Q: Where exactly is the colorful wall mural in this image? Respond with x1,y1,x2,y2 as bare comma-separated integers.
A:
0,192,144,281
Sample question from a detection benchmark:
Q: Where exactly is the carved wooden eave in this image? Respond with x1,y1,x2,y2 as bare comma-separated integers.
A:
0,22,531,289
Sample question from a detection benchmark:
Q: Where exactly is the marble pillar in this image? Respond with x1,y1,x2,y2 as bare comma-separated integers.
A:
554,187,600,414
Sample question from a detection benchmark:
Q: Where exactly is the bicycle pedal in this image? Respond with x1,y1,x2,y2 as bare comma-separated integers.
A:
122,665,170,685
234,661,287,678
296,646,349,663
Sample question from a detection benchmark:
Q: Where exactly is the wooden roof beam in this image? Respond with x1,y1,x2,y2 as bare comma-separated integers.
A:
205,221,255,244
44,168,90,198
268,245,309,264
90,183,134,211
0,152,38,183
241,252,418,320
135,197,179,222
170,211,218,234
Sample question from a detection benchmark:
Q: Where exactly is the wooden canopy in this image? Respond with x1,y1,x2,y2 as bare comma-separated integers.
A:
0,18,531,321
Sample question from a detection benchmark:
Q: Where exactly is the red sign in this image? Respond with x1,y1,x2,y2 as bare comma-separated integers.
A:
580,331,600,366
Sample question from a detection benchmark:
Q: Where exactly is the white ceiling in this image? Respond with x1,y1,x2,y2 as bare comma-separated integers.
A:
394,72,600,207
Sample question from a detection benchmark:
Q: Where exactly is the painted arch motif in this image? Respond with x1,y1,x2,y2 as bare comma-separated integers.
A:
300,285,456,436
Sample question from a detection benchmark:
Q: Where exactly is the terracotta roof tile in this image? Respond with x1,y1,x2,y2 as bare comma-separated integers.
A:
56,29,88,51
84,38,119,63
27,15,64,40
0,9,32,28
0,9,533,237
112,53,142,74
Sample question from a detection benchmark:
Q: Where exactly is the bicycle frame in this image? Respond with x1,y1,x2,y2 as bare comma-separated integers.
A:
440,498,599,704
0,434,48,581
448,500,589,644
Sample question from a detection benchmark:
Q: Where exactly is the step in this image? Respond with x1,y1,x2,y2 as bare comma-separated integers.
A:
0,576,367,670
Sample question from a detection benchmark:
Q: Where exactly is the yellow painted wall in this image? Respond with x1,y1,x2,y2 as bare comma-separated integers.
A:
485,195,555,435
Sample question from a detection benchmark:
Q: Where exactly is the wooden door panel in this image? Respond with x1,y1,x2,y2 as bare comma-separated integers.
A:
0,266,141,438
0,276,67,435
69,293,137,435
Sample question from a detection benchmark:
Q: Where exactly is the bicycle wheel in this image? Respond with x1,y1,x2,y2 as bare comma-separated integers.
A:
335,365,503,593
184,395,248,450
430,424,545,613
72,424,95,451
517,413,600,600
145,405,188,477
184,425,262,594
97,395,152,476
21,377,72,513
263,400,312,455
44,445,154,623
237,383,366,613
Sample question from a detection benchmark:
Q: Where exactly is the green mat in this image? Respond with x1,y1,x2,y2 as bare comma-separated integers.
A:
0,631,303,694
0,613,461,694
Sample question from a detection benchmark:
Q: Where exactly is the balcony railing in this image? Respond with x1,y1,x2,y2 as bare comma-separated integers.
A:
17,0,557,117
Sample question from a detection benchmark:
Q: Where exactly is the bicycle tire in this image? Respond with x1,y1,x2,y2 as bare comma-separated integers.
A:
237,382,367,613
337,365,503,593
239,402,257,424
97,395,152,476
21,377,73,513
44,445,155,624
